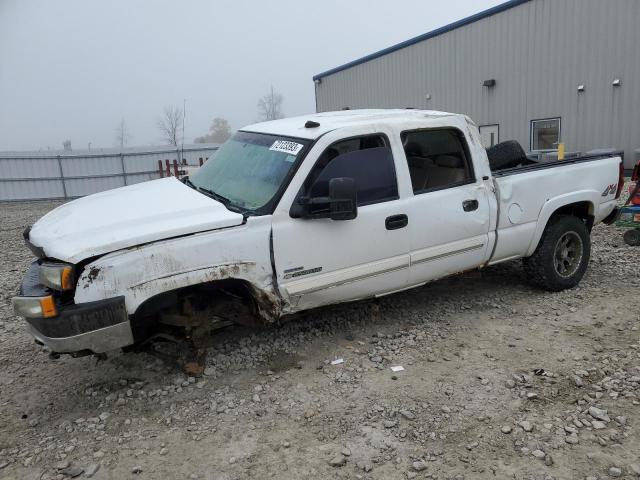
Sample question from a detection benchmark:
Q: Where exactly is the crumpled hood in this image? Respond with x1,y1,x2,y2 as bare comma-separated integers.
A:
29,177,244,263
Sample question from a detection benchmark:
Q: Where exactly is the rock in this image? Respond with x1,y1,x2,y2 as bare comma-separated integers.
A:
629,463,640,476
60,466,84,478
441,406,451,413
304,409,316,419
55,460,71,470
588,406,610,423
93,451,105,459
383,420,397,428
526,392,538,400
98,412,110,422
544,454,554,466
159,447,168,455
132,465,143,474
574,376,584,387
532,449,545,459
608,466,622,477
412,460,428,472
501,425,512,434
519,421,533,432
592,420,607,430
0,462,8,470
341,448,351,457
565,434,579,445
399,409,415,421
85,463,100,478
505,379,516,389
329,455,346,467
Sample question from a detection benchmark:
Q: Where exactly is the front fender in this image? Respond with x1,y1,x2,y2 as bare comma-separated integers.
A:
74,217,278,317
525,190,598,257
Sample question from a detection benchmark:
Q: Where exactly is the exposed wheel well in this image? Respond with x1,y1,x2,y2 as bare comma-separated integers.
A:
550,201,595,231
130,279,279,341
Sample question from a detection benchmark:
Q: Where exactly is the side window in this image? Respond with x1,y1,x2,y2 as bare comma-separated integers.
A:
401,129,474,193
303,135,398,206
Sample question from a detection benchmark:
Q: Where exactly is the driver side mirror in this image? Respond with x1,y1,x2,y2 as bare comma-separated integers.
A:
327,177,358,220
294,177,358,221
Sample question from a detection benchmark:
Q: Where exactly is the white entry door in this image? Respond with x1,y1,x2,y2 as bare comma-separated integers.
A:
479,125,499,148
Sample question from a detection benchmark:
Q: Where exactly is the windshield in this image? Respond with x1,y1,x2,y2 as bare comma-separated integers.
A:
189,131,310,213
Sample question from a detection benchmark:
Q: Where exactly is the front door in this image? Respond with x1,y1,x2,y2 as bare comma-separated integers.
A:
401,128,491,285
272,132,410,312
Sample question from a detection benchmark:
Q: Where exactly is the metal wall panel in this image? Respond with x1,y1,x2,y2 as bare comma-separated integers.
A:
0,158,60,179
0,146,218,201
64,176,126,198
315,0,640,167
0,179,65,201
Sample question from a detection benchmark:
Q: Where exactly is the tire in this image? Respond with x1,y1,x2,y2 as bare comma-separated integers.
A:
486,140,528,171
523,215,591,291
623,228,640,246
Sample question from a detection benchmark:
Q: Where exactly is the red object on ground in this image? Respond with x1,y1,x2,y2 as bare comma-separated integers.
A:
199,157,203,166
173,159,179,178
165,159,171,177
158,160,164,178
631,160,640,205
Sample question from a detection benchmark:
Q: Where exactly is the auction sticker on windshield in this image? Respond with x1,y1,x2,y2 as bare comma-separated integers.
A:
269,140,304,156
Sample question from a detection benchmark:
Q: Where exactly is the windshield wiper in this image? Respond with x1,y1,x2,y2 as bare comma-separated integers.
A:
184,177,249,215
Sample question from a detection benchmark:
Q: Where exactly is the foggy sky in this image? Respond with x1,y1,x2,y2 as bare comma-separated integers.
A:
0,0,503,151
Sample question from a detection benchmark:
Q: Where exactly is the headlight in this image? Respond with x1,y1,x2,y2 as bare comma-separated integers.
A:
12,296,58,318
39,264,74,291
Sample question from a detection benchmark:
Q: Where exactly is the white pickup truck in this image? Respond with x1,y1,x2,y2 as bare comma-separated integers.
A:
13,110,624,365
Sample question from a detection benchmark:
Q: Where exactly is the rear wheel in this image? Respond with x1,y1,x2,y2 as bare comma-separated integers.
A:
523,215,591,291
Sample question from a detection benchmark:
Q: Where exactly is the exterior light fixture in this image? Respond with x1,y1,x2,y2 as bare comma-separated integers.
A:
483,79,496,87
314,78,322,85
613,78,622,87
577,84,585,92
425,94,432,101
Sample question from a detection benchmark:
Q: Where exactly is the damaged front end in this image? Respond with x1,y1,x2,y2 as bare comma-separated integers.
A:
12,260,135,356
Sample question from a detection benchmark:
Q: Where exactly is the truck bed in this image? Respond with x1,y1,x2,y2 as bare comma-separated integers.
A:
488,152,622,265
491,150,623,176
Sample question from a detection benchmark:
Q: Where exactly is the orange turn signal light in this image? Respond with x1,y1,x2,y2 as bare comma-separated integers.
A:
60,266,74,291
39,296,57,318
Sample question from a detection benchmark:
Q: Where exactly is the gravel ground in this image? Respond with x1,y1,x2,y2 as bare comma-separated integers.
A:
1,200,639,480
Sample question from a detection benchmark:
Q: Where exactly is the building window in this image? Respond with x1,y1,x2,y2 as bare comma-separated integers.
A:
530,118,561,151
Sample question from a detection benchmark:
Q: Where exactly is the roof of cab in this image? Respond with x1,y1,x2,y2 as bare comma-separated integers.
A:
241,109,458,140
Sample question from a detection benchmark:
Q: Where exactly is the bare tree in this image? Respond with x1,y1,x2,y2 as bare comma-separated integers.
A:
115,118,132,148
195,117,232,144
156,106,183,146
257,86,284,121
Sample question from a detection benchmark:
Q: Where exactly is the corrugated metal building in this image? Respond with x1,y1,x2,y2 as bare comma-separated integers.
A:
313,0,640,168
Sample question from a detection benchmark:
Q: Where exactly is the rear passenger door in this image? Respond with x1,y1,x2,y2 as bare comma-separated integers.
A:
402,128,491,285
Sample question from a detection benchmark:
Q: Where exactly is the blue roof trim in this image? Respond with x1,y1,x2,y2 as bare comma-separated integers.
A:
312,0,532,81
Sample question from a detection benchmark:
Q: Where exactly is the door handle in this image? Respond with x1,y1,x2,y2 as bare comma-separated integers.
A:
462,200,479,212
385,214,408,230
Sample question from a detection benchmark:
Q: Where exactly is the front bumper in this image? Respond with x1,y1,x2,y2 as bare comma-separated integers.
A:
14,262,134,354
